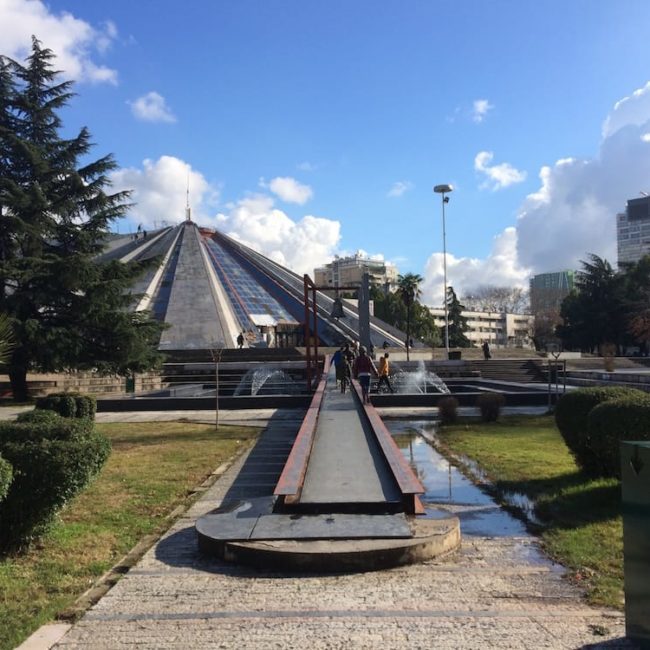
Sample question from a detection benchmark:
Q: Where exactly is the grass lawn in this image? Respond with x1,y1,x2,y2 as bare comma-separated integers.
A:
435,415,623,609
0,420,258,650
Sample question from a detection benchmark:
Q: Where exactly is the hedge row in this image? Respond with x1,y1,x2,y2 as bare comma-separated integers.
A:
588,395,650,479
438,392,507,425
0,454,12,503
35,392,96,420
0,417,110,552
555,386,650,478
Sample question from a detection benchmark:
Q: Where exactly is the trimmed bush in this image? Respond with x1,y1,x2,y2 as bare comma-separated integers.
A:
438,396,459,425
0,418,110,552
35,392,97,420
0,454,12,504
554,386,648,475
16,409,62,425
477,392,506,422
587,395,650,479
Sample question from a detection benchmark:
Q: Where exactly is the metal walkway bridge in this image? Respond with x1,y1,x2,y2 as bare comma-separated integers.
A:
275,358,425,515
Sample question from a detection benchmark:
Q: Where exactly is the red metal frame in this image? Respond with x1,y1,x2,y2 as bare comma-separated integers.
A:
303,274,359,392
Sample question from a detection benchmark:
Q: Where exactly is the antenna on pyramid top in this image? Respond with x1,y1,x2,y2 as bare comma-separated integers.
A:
185,172,191,222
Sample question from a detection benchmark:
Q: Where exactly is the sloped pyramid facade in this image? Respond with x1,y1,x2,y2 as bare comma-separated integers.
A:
101,221,411,353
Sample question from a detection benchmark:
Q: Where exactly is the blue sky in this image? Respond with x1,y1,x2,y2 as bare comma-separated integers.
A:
4,0,650,304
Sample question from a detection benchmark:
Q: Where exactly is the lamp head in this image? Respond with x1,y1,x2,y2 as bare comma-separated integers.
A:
433,184,453,194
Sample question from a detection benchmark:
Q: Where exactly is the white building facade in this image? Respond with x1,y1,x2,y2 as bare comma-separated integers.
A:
429,308,534,348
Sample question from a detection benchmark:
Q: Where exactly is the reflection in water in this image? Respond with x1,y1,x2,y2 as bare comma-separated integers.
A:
387,420,531,537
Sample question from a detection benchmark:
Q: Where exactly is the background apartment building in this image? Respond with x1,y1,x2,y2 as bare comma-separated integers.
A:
617,195,650,265
314,253,398,292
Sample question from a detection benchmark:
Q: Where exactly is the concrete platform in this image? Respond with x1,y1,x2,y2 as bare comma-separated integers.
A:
196,499,460,572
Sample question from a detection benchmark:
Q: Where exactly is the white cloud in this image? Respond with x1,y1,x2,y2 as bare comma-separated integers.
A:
515,80,650,273
129,92,176,123
472,99,493,123
263,176,313,204
214,196,340,274
474,151,527,190
602,81,650,139
111,157,339,274
421,227,530,306
110,156,214,227
0,0,118,84
387,181,414,198
297,161,316,172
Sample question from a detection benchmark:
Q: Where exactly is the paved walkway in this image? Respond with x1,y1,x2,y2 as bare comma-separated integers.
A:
45,411,629,649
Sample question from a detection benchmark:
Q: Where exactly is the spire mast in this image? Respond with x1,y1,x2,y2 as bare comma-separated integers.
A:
185,172,191,222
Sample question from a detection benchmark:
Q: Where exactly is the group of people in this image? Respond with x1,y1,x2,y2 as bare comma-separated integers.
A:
331,342,394,404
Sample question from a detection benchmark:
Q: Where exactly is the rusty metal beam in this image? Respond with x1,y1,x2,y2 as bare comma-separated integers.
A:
349,378,425,514
275,356,331,501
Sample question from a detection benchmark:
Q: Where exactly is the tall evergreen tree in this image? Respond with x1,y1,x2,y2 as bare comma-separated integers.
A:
557,254,625,353
445,286,470,348
0,38,163,400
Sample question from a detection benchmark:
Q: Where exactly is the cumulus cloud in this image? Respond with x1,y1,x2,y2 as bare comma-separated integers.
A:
262,176,313,204
514,80,650,273
472,99,493,123
110,156,214,227
474,151,527,190
387,181,414,198
111,156,339,274
129,92,176,123
215,196,340,274
421,227,531,306
0,0,118,84
602,81,650,139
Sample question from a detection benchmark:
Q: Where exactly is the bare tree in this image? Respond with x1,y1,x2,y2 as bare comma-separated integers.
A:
462,286,530,314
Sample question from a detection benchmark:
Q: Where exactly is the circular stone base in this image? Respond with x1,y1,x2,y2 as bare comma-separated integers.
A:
201,515,460,573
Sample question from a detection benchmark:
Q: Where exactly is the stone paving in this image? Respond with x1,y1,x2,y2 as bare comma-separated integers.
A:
52,412,631,650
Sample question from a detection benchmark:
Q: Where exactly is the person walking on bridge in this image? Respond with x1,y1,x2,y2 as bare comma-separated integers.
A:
377,352,394,393
332,345,351,393
353,346,378,404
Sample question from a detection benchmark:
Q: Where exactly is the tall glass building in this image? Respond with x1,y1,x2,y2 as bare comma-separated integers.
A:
617,196,650,265
529,271,575,315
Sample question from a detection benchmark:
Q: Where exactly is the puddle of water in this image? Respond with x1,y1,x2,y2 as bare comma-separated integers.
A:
387,420,530,537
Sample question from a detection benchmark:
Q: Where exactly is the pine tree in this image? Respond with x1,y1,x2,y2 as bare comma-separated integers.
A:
0,38,163,400
446,286,470,348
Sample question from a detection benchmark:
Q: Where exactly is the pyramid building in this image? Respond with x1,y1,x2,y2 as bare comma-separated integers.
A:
100,221,411,356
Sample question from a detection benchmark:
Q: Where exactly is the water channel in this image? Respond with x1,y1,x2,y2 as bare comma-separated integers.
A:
386,420,534,537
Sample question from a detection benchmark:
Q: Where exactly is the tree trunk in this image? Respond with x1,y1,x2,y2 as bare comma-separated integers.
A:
9,364,29,402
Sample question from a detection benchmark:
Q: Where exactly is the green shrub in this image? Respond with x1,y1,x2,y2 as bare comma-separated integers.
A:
16,409,62,425
476,392,506,422
438,396,459,425
0,454,12,503
554,386,648,475
35,392,96,420
0,418,110,552
587,395,650,479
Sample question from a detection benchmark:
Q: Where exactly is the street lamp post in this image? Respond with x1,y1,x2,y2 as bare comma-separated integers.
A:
433,184,453,357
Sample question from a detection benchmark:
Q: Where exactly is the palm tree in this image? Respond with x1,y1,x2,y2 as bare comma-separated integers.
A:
397,273,423,361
